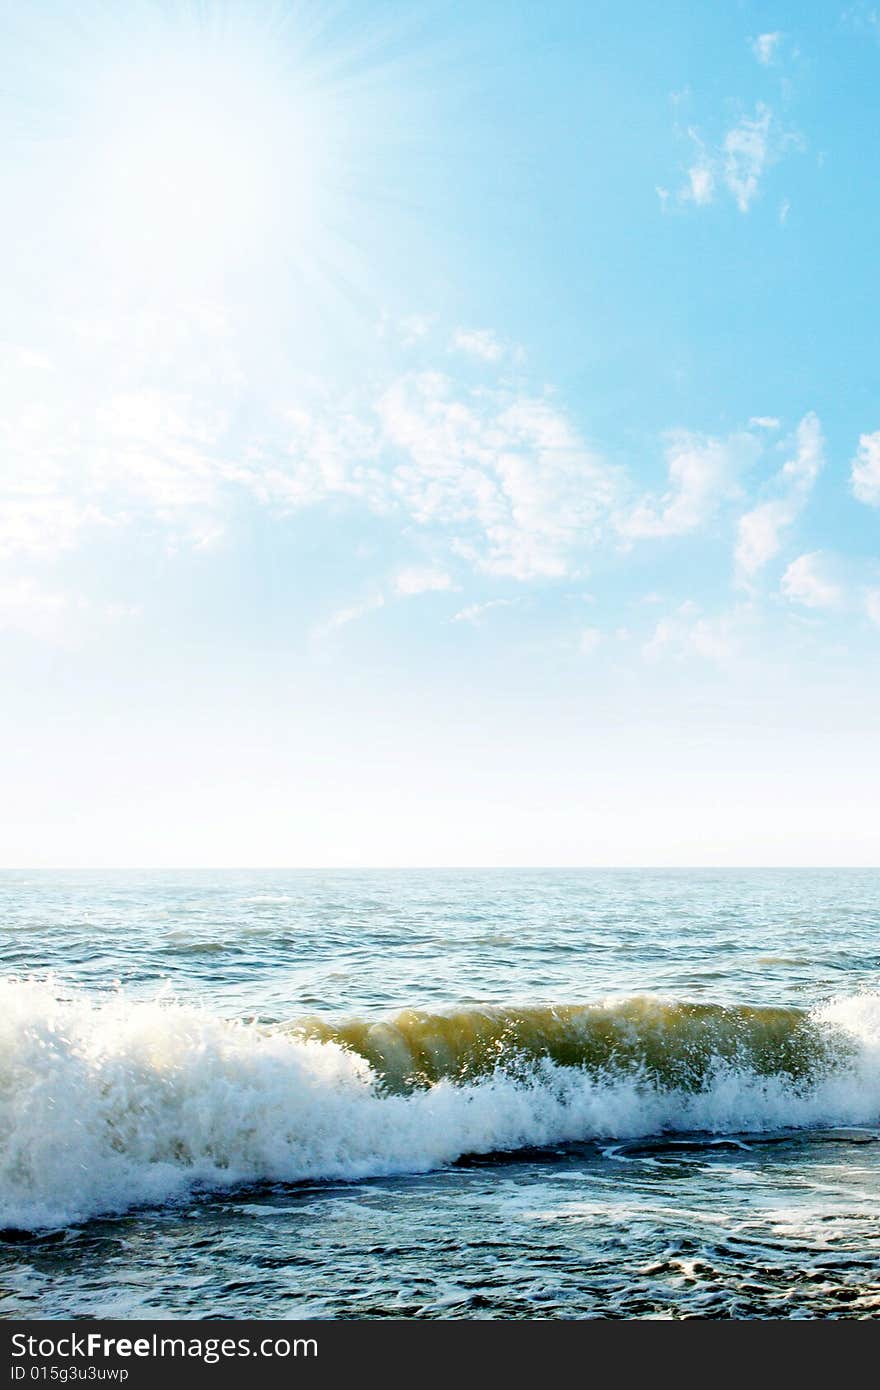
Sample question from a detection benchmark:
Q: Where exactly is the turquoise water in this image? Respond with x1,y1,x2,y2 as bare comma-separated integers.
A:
1,869,879,1318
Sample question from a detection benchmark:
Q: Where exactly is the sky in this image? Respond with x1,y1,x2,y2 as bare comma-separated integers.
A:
1,0,879,867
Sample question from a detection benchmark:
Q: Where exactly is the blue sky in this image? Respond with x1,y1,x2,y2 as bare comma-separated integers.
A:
1,0,879,865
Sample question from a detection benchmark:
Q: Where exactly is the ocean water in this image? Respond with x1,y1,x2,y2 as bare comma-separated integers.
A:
2,868,880,1319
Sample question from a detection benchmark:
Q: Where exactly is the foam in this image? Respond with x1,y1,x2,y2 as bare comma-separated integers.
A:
2,978,879,1230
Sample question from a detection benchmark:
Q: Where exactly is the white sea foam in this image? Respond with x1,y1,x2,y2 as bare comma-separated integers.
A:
2,978,880,1230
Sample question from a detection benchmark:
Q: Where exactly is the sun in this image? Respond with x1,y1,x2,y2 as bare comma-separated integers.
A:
13,1,426,341
79,30,324,288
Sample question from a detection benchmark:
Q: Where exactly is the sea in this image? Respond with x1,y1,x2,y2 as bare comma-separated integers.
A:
1,868,879,1319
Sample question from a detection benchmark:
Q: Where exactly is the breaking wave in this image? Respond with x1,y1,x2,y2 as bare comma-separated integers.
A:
2,979,880,1230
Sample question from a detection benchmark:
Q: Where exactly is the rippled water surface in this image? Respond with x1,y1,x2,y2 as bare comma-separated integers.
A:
2,869,879,1318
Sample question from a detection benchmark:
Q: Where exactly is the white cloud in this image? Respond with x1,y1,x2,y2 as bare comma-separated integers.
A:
317,594,385,635
735,412,824,576
315,568,453,638
397,314,434,345
450,328,505,363
9,326,747,592
723,104,773,212
619,429,759,539
258,371,624,583
677,104,795,214
0,578,135,643
275,405,384,510
685,156,715,206
779,412,824,488
735,500,792,576
451,598,517,625
189,522,226,552
679,129,715,206
643,601,742,668
0,310,825,637
842,5,880,39
749,416,780,430
91,390,234,514
0,496,112,560
0,377,240,563
0,388,103,558
781,552,843,610
772,551,880,623
393,567,454,596
579,626,602,655
851,431,880,506
751,32,782,65
375,373,621,579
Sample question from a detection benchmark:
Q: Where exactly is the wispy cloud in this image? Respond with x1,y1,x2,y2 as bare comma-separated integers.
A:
735,413,824,578
314,569,455,641
393,566,454,596
0,496,112,561
851,431,880,506
841,5,880,40
774,549,880,625
750,32,782,66
681,130,715,206
643,601,744,668
450,328,506,363
451,598,518,625
0,302,843,662
685,155,715,206
781,552,844,610
377,312,436,347
373,373,621,579
676,104,797,213
618,430,759,539
8,319,779,628
0,377,239,564
316,593,386,637
725,105,778,212
0,578,135,644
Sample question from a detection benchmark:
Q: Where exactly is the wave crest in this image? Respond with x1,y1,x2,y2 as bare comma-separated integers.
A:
295,997,848,1090
1,979,879,1230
